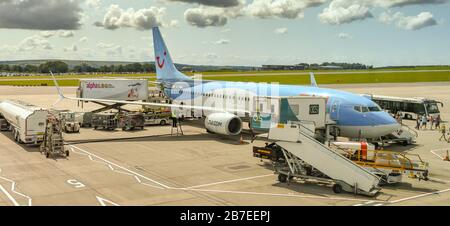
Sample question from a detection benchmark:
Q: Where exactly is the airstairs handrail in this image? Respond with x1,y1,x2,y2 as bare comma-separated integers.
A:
401,123,419,137
295,127,380,180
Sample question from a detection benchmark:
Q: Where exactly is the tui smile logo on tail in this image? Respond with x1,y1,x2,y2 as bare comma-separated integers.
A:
157,51,166,69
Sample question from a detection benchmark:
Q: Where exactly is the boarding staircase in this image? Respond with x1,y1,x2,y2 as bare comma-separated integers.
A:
385,124,418,145
269,123,381,196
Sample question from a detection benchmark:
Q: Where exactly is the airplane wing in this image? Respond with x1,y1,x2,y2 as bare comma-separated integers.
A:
310,72,318,87
50,72,250,114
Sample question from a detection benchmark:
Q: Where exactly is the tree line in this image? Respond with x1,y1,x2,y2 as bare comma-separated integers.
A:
0,61,156,74
297,62,373,70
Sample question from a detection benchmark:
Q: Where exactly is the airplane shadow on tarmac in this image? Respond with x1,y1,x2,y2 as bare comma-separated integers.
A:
66,132,247,146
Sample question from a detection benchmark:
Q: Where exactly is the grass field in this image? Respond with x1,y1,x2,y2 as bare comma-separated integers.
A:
1,68,450,87
205,71,450,85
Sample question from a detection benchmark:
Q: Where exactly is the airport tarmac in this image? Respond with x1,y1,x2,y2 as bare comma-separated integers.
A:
0,83,450,206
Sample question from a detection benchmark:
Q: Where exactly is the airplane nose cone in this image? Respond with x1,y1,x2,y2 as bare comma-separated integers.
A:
379,122,402,135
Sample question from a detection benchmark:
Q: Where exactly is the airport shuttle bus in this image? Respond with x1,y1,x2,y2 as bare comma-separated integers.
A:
362,94,443,120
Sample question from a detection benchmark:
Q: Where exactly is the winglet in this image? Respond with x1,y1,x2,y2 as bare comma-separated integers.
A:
310,72,318,87
50,71,65,106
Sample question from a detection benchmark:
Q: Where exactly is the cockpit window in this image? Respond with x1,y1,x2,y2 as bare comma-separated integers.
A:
369,106,382,112
355,105,382,113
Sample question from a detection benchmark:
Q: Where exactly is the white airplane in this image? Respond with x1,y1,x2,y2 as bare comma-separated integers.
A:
51,27,400,139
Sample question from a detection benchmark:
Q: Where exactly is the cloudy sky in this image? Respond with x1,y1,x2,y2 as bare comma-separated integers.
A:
0,0,449,67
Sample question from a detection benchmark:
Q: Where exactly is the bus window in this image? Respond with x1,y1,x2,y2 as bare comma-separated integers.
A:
426,103,440,114
414,103,426,115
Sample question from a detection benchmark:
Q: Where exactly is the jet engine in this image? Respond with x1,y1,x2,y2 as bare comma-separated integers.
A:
204,113,243,136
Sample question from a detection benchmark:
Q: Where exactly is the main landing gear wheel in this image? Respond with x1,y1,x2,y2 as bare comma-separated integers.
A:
332,184,343,194
278,174,288,183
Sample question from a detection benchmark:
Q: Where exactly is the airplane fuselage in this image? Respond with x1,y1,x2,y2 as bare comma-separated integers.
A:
162,79,400,139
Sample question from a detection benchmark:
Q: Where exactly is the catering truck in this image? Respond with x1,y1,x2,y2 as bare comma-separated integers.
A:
0,100,49,144
76,78,149,101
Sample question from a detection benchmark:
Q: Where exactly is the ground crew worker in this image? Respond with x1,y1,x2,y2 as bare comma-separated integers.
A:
171,111,178,128
439,124,447,142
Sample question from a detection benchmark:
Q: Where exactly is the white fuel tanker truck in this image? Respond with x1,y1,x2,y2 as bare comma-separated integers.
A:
0,100,49,144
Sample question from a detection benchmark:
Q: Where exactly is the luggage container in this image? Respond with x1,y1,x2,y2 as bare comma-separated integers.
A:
118,112,145,131
91,113,118,131
75,112,93,128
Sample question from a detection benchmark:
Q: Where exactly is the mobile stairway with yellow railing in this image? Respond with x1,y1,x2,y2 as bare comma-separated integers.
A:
256,123,382,197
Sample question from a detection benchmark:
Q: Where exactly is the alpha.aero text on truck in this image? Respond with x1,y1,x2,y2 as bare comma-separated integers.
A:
76,78,149,101
0,100,49,144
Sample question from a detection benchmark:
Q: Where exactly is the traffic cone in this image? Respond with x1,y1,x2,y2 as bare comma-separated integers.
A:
444,150,450,161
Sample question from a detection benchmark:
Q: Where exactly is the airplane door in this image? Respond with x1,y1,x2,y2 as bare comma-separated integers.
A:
330,100,340,121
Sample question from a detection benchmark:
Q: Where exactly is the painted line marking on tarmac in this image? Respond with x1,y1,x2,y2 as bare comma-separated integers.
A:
0,184,19,206
96,196,120,206
430,149,445,160
69,146,380,203
388,187,450,205
353,201,383,206
428,177,450,183
186,174,274,189
0,169,32,206
70,145,168,189
430,148,450,160
172,187,376,203
71,145,450,205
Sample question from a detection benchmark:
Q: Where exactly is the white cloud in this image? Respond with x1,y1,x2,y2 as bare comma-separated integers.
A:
375,0,448,8
64,44,78,52
319,0,446,25
0,0,83,30
221,28,231,33
380,11,438,30
274,27,288,34
183,1,245,27
184,7,228,27
246,0,326,19
169,20,180,27
319,0,373,25
40,31,56,38
337,32,351,39
18,35,53,51
86,0,101,9
59,30,74,38
79,37,88,43
215,39,230,44
167,0,241,7
97,42,123,55
95,5,168,30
